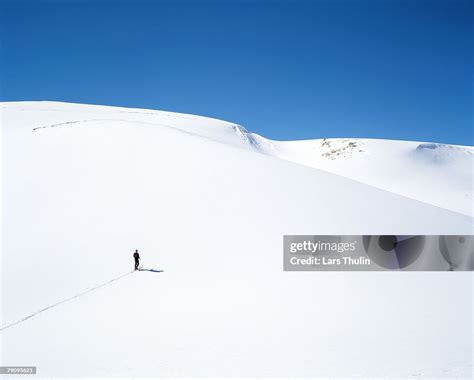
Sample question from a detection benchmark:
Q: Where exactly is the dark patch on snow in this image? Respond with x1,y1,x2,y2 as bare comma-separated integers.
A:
319,139,365,160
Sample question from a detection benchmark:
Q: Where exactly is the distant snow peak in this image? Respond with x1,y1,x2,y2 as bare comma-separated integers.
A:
414,143,473,164
318,138,365,160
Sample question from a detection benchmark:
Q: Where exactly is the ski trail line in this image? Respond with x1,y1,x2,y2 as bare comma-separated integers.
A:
0,270,135,332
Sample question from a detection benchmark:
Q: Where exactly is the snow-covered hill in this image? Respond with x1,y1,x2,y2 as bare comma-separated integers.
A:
6,101,472,215
1,102,472,378
275,138,473,216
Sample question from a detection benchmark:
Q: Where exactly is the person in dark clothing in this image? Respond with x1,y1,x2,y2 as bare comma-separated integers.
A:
133,249,140,270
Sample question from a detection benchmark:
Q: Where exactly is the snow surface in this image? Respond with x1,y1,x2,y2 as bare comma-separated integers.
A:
0,101,472,378
275,138,473,216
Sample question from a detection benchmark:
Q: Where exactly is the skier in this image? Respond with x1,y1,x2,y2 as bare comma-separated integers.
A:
133,249,140,270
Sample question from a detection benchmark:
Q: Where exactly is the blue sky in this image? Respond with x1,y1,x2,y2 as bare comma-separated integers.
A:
0,0,472,144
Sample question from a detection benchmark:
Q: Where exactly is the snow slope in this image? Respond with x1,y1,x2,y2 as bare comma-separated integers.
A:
274,138,473,216
1,102,472,378
8,101,472,215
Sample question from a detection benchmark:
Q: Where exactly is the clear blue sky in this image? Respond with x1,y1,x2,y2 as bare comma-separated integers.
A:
0,0,472,144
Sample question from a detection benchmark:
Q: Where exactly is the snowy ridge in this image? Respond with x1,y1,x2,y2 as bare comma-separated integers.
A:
414,142,473,162
231,124,278,155
3,101,473,215
273,138,473,215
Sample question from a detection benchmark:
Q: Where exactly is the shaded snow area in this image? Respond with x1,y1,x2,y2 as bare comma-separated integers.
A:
1,102,472,378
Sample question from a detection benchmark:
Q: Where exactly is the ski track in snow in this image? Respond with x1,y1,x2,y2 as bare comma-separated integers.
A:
0,270,136,332
1,105,200,121
32,117,274,157
33,118,196,133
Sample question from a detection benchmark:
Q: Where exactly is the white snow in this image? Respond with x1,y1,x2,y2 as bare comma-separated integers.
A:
0,101,472,378
273,138,473,216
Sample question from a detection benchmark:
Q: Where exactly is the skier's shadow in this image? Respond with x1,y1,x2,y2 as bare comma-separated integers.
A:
138,268,163,273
